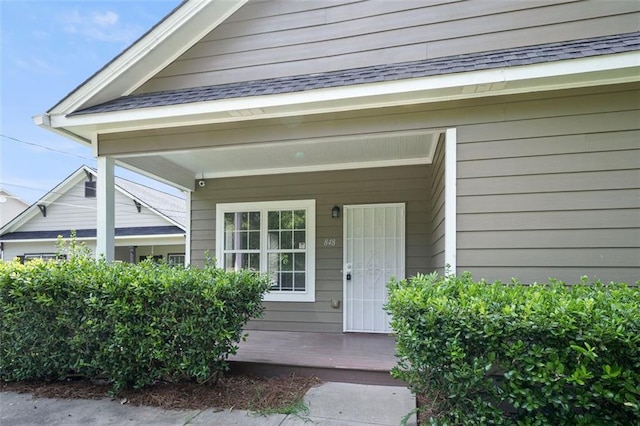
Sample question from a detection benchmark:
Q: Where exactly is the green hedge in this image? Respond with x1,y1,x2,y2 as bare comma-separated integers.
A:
0,245,270,393
386,272,640,425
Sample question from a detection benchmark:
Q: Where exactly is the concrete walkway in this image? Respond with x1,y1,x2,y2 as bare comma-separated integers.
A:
0,382,416,426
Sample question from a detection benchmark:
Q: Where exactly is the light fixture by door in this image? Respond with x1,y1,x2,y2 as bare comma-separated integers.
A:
331,205,340,218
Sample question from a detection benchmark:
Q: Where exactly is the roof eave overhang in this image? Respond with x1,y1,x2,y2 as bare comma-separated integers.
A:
0,234,185,244
41,51,640,138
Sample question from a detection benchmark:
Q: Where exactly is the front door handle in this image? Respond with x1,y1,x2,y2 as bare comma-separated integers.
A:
346,273,352,281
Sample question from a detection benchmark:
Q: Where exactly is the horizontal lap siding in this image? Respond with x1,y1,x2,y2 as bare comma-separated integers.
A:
137,0,639,92
456,90,640,284
190,165,432,333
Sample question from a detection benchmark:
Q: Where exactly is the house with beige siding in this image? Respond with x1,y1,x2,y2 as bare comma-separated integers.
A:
34,0,639,334
0,166,186,264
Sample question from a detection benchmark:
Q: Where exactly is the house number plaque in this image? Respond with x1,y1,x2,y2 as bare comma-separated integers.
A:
323,238,337,247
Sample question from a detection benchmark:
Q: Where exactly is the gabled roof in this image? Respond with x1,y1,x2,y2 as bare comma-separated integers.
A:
45,0,247,117
0,166,186,237
33,1,640,193
71,31,640,116
38,29,640,148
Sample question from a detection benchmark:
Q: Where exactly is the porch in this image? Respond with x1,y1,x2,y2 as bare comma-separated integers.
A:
229,330,402,386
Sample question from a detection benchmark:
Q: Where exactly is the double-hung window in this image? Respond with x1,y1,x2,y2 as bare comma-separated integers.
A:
216,200,315,302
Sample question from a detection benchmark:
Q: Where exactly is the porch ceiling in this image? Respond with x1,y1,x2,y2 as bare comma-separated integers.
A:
119,130,440,182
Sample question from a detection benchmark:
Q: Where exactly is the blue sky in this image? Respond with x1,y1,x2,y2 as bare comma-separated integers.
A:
1,0,182,204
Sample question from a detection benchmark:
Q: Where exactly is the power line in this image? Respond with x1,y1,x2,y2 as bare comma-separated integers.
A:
1,133,187,216
0,181,187,216
0,133,94,161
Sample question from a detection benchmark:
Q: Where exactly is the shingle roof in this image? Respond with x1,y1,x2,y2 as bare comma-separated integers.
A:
72,32,640,116
114,176,186,228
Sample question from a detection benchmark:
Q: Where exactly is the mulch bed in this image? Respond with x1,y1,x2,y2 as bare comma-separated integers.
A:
0,374,322,412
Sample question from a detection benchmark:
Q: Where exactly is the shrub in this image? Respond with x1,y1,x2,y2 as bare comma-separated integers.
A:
386,272,640,425
0,242,270,393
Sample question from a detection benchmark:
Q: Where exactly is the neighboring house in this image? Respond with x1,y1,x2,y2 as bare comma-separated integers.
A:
0,166,186,264
0,189,29,227
35,1,639,334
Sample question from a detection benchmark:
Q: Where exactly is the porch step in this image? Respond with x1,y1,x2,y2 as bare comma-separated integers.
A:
229,360,402,386
228,330,404,386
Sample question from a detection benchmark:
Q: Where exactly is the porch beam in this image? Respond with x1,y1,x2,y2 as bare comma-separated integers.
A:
96,156,115,261
444,128,457,275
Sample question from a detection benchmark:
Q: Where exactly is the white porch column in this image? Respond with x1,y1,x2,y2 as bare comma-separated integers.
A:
96,156,115,261
444,128,457,275
184,190,192,266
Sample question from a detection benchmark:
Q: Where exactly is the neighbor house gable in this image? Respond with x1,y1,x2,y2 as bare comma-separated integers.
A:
0,166,185,238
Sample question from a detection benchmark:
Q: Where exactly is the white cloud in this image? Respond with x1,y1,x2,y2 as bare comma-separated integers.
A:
13,56,63,75
58,9,141,44
93,11,119,27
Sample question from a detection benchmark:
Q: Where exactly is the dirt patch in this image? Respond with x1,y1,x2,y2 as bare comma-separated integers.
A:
0,374,322,412
416,392,448,425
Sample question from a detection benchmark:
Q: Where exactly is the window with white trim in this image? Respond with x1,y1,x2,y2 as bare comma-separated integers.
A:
24,253,64,262
216,200,315,302
167,253,185,266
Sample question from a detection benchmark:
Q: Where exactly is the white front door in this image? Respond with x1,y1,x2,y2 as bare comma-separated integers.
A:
343,203,405,333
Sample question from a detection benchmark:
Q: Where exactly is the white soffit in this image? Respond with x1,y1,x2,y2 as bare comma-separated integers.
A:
153,131,440,178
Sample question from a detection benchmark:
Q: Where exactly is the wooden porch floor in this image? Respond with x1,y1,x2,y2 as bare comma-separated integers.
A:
229,330,402,386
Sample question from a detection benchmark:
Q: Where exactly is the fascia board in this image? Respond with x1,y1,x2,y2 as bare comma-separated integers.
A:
50,51,640,133
32,114,92,146
48,0,248,116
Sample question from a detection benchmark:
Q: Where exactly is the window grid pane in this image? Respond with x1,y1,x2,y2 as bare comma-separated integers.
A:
222,207,308,293
266,209,307,292
222,211,261,271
